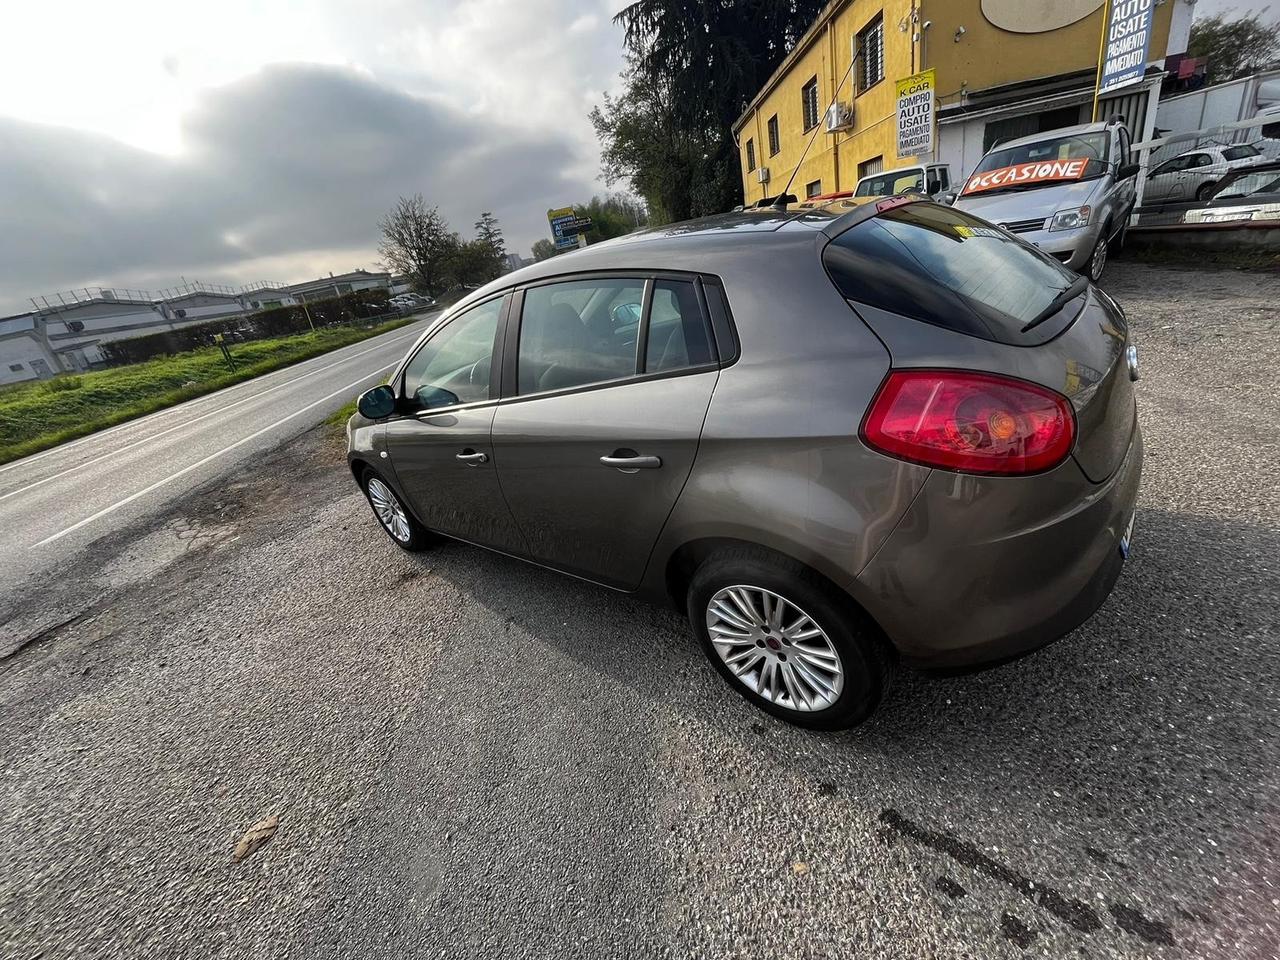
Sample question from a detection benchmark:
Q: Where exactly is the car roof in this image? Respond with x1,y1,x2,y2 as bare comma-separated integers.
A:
989,120,1112,153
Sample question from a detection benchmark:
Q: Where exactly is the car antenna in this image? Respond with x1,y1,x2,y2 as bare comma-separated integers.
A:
773,51,860,211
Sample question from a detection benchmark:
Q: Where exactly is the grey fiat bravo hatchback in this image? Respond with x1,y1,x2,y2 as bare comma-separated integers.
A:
347,197,1142,729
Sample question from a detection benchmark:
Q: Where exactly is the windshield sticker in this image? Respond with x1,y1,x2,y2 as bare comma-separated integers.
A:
962,159,1088,195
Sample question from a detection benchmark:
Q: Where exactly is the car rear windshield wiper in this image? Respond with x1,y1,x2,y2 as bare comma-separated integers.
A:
1021,275,1089,333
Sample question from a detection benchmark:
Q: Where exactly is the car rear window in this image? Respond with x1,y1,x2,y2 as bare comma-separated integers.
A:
1223,144,1261,161
822,202,1080,345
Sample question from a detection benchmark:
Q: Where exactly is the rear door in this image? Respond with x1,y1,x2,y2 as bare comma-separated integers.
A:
491,274,720,588
385,294,526,552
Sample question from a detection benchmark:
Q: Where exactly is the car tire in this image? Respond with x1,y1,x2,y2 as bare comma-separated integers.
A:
1110,216,1128,254
1085,229,1109,282
1196,181,1217,202
687,548,893,730
361,467,433,552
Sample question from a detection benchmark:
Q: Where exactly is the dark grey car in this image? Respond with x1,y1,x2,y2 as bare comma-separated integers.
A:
348,197,1142,729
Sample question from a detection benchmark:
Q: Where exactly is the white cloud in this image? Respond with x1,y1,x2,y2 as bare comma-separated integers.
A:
0,0,628,313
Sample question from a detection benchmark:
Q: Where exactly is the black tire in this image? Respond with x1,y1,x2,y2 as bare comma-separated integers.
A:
361,466,433,552
1111,215,1128,254
687,548,893,730
1084,228,1109,282
1196,181,1217,202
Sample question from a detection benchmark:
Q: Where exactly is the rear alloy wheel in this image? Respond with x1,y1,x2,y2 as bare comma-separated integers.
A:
363,470,432,552
1086,230,1108,281
688,551,891,729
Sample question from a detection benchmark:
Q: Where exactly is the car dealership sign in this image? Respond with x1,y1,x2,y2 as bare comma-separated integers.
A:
895,69,935,160
962,159,1089,195
1098,0,1154,95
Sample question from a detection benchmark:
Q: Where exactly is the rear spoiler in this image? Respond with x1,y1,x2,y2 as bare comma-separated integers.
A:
819,194,928,240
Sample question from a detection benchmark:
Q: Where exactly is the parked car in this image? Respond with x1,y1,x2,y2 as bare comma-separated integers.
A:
347,198,1142,729
1142,143,1267,204
1182,160,1280,224
853,162,954,200
953,118,1139,281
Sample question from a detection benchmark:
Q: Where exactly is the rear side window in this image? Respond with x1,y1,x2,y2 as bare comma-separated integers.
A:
645,280,714,373
823,203,1079,345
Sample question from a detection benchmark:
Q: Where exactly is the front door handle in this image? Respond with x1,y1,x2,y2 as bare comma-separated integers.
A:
456,450,488,465
600,454,662,471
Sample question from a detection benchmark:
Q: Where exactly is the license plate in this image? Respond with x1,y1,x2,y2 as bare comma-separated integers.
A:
1119,512,1136,559
1201,211,1253,223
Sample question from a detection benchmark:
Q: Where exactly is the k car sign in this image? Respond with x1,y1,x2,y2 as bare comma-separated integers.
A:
1098,0,1154,95
895,69,935,159
962,159,1088,195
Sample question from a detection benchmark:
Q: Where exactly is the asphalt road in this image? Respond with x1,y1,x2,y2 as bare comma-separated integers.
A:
0,312,435,649
1,264,1277,959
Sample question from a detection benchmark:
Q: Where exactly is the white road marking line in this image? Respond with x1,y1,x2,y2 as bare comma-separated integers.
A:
0,323,425,478
0,330,419,504
33,361,397,548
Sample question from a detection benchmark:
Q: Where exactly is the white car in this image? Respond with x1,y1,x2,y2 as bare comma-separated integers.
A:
1143,144,1268,204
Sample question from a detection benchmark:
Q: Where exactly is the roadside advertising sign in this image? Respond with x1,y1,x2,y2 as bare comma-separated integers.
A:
1098,0,1154,95
895,68,935,159
547,207,578,250
961,159,1089,196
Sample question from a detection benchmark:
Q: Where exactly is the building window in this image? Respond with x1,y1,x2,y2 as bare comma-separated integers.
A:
8,363,23,372
746,138,756,172
806,180,823,198
767,114,780,156
858,155,884,179
802,77,820,132
857,14,885,94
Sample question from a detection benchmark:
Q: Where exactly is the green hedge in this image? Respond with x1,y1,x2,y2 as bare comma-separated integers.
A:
98,288,394,366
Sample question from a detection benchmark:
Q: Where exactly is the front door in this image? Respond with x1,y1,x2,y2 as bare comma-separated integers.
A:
385,294,525,552
492,276,720,588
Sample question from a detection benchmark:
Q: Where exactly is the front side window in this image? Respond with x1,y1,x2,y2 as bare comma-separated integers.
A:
802,77,820,131
768,115,780,156
518,278,644,394
857,14,885,93
402,297,503,409
645,280,714,374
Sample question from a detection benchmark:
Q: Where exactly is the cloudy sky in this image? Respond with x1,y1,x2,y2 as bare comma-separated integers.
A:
0,0,1270,315
0,0,628,314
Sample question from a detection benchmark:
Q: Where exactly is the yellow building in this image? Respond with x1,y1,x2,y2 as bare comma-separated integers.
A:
733,0,1195,205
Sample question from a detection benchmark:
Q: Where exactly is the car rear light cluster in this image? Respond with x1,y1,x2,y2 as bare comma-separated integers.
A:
861,370,1075,475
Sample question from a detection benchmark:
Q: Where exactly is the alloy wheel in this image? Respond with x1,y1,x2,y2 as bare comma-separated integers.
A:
705,585,845,712
367,477,412,543
1090,234,1107,280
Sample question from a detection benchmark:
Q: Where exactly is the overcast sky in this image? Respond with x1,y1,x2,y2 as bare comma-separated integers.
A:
0,0,627,314
0,1,1273,315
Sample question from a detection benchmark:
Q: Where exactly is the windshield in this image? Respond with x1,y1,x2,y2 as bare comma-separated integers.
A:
823,202,1081,346
966,133,1110,195
855,168,925,197
1215,169,1280,198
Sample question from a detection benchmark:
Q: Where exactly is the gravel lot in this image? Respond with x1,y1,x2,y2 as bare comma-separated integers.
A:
2,261,1278,960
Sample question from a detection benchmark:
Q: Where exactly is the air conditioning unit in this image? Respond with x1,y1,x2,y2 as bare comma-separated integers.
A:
757,166,770,183
825,101,854,132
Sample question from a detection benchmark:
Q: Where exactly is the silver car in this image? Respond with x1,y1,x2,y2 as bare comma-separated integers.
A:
1144,143,1267,204
953,119,1139,281
348,198,1142,729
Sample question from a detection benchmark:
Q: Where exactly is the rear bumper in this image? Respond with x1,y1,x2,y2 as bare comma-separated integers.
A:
854,425,1143,668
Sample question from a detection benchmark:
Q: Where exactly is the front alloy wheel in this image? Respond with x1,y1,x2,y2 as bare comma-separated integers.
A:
1087,231,1108,281
706,585,844,712
362,469,431,551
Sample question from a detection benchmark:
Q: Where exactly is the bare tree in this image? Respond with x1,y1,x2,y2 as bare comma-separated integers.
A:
377,194,460,296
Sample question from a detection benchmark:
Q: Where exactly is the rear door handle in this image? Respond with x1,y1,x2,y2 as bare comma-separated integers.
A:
456,450,488,465
599,454,662,471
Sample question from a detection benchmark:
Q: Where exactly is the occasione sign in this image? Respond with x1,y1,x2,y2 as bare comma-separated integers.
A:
962,159,1089,195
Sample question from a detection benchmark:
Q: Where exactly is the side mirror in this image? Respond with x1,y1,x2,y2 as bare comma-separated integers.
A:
357,384,397,419
938,190,959,206
1119,163,1141,180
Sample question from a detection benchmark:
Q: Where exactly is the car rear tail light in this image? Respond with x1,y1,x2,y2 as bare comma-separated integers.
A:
861,370,1075,475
